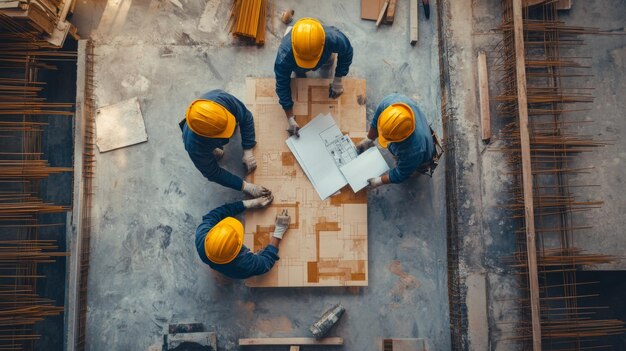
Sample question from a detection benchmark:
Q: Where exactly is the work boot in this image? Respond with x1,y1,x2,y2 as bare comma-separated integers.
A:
212,148,224,161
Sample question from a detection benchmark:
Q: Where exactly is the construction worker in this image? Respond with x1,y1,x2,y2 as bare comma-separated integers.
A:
181,90,270,197
356,94,438,187
274,18,353,136
195,195,291,279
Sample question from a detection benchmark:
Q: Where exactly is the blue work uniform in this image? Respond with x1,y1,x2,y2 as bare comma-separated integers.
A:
180,90,256,191
195,201,280,279
274,25,353,111
372,94,435,184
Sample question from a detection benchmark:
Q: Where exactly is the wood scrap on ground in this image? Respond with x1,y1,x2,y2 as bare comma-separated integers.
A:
361,0,396,25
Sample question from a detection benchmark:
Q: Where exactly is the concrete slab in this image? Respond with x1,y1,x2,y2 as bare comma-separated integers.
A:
95,97,148,152
82,0,449,350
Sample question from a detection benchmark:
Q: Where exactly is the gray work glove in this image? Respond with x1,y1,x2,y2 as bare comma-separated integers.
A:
212,148,224,161
272,209,291,239
287,116,300,137
242,149,257,174
329,77,344,99
243,195,274,209
367,176,384,189
242,181,271,197
356,137,374,154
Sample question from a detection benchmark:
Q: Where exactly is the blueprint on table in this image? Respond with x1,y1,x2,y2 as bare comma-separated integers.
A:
286,113,389,199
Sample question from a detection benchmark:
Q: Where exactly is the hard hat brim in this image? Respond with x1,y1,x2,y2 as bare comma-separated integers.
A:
293,54,321,69
185,100,237,139
205,217,244,265
377,133,391,148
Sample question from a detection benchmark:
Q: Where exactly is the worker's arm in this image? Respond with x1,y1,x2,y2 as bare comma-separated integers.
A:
274,36,296,116
184,132,244,190
236,244,280,277
388,138,425,183
326,27,353,78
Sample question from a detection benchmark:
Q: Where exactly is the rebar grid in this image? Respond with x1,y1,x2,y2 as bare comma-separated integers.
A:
495,1,624,350
0,13,75,350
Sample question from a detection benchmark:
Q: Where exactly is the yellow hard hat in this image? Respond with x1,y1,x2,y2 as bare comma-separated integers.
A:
204,217,244,264
185,99,237,138
377,103,416,148
291,18,326,69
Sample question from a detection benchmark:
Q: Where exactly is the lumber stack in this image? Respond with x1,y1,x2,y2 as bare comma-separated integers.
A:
229,0,267,45
0,0,77,46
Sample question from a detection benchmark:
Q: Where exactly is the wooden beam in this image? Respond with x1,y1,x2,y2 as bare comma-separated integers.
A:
477,51,491,143
409,0,418,45
239,337,344,346
385,0,397,23
512,0,542,350
375,0,390,27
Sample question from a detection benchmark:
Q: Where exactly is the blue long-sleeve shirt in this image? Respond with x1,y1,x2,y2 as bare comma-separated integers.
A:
195,201,280,279
371,94,435,184
274,25,353,110
181,90,256,191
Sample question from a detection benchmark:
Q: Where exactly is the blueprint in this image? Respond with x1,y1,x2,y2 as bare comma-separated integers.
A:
287,113,389,199
286,114,348,199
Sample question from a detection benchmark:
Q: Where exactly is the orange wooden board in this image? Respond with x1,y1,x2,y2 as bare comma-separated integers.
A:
243,77,369,287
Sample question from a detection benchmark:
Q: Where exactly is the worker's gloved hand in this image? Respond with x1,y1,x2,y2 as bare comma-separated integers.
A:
272,209,291,239
356,138,374,154
242,149,257,174
243,195,274,209
287,116,300,137
212,148,224,161
329,77,344,99
242,181,271,197
367,176,384,189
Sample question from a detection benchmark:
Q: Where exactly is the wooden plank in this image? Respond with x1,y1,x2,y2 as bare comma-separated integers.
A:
361,0,385,20
289,347,300,351
512,0,542,350
556,0,572,10
477,51,491,143
239,337,344,346
385,0,396,23
375,0,389,27
409,0,418,45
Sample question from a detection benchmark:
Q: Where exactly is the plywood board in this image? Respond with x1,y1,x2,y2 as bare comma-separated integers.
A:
95,97,147,152
244,77,368,287
361,0,386,20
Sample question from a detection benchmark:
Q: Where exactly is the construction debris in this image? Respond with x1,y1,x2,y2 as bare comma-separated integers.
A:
229,0,267,45
280,8,294,25
0,0,78,46
309,304,345,339
410,0,418,45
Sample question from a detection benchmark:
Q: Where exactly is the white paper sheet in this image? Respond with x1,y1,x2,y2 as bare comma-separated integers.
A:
340,147,390,192
286,114,350,199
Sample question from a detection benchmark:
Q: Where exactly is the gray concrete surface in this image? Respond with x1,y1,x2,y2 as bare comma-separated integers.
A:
76,0,450,350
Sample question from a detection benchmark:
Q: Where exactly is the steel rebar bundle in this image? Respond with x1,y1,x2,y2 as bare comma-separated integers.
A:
0,13,74,350
494,1,624,350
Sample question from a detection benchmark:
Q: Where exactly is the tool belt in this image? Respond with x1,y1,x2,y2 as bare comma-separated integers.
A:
415,126,444,177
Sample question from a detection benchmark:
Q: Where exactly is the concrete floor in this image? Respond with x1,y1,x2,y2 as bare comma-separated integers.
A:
76,0,450,350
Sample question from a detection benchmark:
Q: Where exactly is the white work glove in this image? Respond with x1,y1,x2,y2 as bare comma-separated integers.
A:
287,116,300,137
212,148,224,160
243,195,274,209
242,181,271,197
329,77,344,99
242,149,257,174
367,176,384,189
272,209,291,239
356,137,374,154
